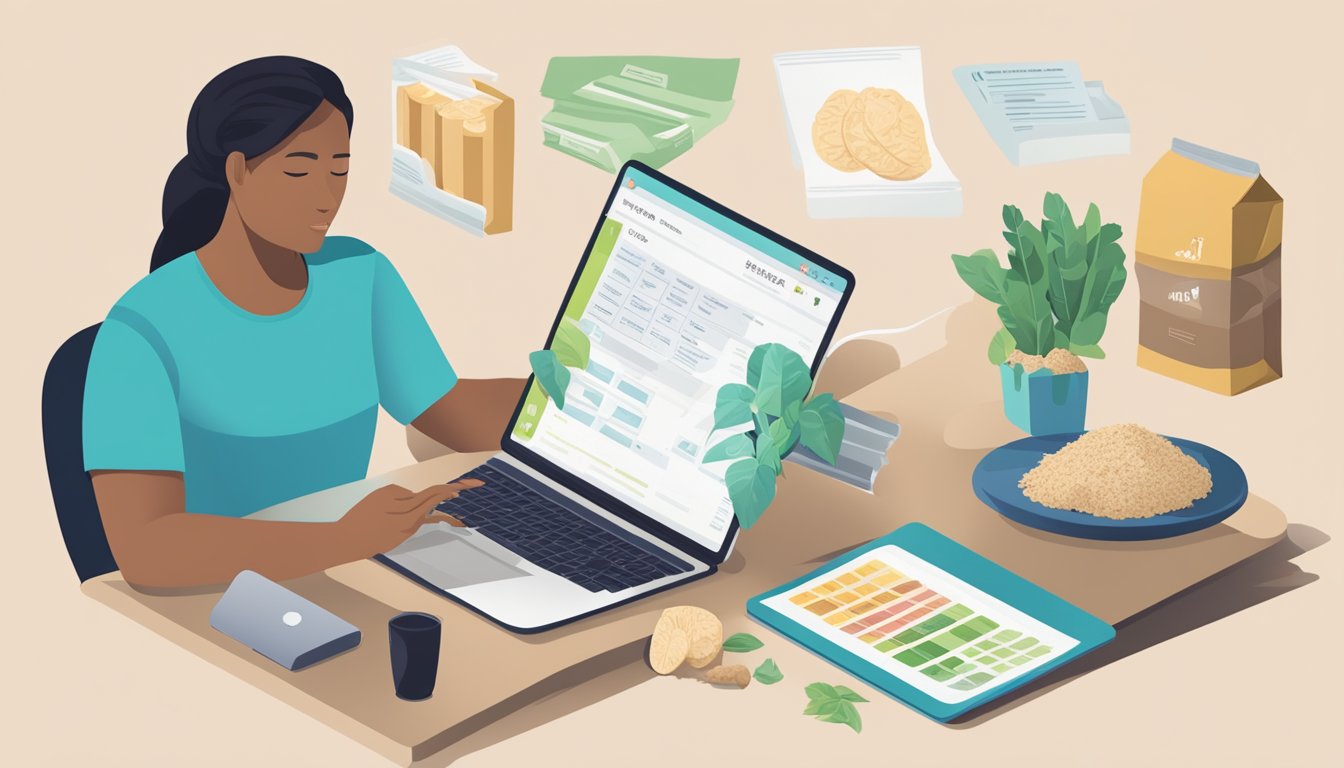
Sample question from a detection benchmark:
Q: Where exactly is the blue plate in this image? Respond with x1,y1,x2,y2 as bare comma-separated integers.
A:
971,433,1248,541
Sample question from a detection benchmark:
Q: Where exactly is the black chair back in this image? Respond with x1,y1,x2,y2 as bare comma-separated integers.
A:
42,323,118,582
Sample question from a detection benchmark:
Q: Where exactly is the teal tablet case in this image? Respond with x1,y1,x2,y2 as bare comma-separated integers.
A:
746,523,1115,722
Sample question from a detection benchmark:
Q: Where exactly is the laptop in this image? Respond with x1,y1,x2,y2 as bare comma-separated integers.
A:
379,161,855,633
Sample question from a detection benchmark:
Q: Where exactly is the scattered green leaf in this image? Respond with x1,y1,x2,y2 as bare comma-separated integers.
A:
804,682,839,702
753,658,783,685
819,700,863,733
831,685,868,703
803,682,866,733
722,632,765,653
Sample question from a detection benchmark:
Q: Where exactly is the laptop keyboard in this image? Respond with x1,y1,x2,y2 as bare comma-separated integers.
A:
436,460,694,593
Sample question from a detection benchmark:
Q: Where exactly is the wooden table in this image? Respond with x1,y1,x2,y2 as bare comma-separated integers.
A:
82,303,1286,765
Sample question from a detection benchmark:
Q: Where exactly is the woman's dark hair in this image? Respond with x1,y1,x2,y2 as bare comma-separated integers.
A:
150,56,354,272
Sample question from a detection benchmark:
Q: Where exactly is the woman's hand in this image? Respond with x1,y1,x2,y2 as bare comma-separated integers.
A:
338,480,485,559
91,472,489,590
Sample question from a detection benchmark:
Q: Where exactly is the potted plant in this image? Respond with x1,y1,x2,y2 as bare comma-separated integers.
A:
951,193,1128,435
701,343,845,529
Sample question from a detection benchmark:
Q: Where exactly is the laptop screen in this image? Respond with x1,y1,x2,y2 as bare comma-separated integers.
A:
507,165,850,552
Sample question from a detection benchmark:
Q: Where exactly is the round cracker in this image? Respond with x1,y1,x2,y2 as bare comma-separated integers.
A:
662,606,723,668
649,625,689,675
686,644,718,669
686,652,717,669
811,89,863,172
861,89,931,179
842,87,932,181
840,93,898,177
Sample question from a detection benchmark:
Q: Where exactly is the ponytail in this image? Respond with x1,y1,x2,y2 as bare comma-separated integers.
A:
149,56,354,272
149,156,230,271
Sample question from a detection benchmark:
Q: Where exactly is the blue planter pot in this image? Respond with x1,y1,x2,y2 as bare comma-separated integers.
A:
999,365,1088,435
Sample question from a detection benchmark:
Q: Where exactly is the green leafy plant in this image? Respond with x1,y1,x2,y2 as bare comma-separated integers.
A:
951,192,1128,365
703,343,845,530
803,682,868,733
753,658,784,685
528,319,591,409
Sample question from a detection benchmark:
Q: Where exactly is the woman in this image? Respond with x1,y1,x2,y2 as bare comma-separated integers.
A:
83,56,524,590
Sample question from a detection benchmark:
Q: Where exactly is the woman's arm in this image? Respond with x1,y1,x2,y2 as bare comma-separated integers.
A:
412,377,527,453
91,470,480,591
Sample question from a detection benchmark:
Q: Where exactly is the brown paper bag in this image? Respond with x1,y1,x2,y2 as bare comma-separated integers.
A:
1135,139,1282,395
394,80,514,235
396,84,453,176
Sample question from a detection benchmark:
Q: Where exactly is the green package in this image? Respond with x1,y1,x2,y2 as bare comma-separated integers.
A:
540,56,739,172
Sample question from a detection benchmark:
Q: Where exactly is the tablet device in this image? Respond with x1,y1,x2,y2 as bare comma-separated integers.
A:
746,523,1114,722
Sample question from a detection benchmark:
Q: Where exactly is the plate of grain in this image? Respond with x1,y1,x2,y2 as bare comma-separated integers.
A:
971,424,1248,540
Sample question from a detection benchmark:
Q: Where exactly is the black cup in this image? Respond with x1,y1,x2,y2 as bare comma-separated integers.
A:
388,612,441,701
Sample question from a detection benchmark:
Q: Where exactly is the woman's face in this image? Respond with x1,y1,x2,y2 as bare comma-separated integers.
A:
226,100,350,255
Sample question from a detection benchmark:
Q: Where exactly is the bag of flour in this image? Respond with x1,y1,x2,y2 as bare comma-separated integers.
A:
1135,139,1282,395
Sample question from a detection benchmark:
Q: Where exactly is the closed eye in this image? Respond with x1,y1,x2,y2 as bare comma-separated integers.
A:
331,170,348,177
284,171,308,178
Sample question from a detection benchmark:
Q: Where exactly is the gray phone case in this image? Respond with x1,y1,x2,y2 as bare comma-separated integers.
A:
210,570,361,671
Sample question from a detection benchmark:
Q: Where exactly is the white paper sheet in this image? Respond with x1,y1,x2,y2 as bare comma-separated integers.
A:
953,61,1130,165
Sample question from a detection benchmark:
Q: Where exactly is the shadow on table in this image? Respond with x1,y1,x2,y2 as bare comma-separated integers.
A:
947,521,1328,727
409,639,656,767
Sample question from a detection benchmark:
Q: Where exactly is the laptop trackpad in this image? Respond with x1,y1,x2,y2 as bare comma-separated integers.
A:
388,528,531,590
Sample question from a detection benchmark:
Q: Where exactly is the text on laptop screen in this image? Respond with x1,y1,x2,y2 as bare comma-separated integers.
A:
510,167,848,550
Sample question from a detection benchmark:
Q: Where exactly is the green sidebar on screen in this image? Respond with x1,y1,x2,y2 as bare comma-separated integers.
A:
513,215,623,440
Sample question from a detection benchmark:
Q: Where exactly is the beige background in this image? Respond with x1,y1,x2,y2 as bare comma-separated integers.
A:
2,0,1339,765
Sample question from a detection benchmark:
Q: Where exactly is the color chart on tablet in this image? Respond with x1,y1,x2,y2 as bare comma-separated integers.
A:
749,525,1115,721
758,543,1081,704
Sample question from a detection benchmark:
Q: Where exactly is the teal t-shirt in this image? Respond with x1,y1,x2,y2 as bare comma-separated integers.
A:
82,236,457,517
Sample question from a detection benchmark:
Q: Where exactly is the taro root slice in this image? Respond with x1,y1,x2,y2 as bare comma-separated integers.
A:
705,664,751,688
649,606,724,674
649,625,689,675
